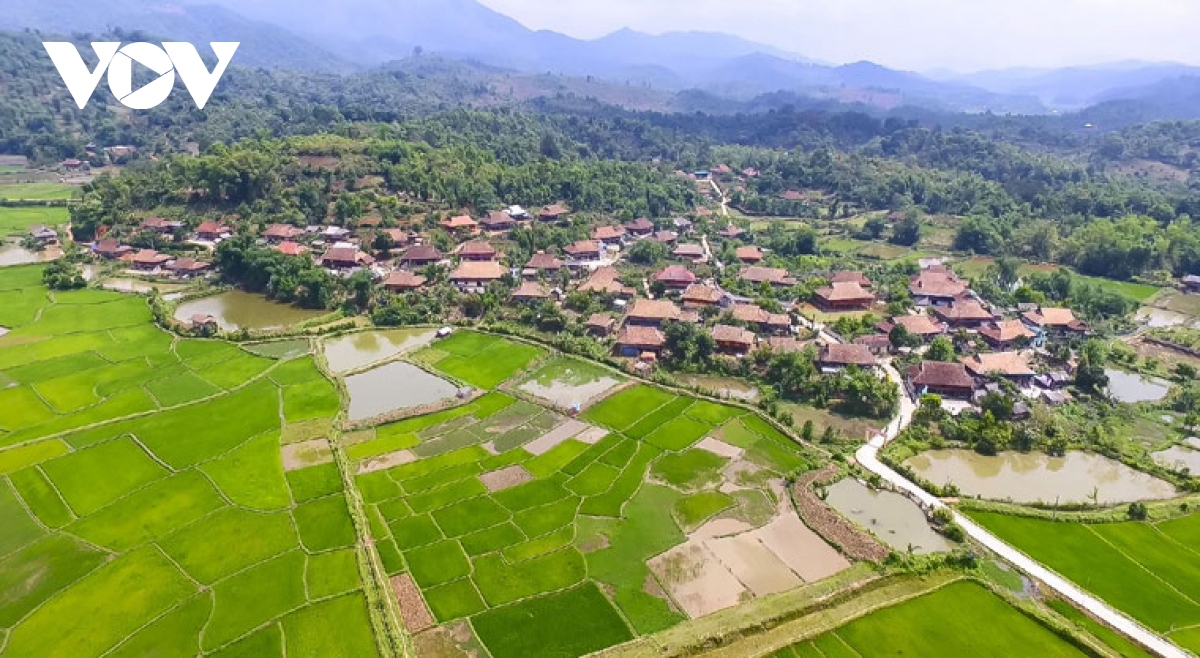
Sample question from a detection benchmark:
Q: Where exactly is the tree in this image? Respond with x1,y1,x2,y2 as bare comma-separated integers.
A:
372,231,396,254
890,210,922,246
1075,339,1110,395
664,321,715,368
627,239,666,265
1127,502,1148,521
41,259,85,290
889,324,920,349
926,336,956,362
863,215,887,240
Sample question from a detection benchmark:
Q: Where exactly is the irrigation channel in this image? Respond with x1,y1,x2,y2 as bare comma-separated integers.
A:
854,361,1190,658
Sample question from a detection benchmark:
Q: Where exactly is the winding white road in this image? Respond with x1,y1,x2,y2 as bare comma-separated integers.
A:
854,362,1189,658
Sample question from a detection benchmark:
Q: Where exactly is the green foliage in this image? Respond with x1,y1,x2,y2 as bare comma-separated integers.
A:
472,583,633,658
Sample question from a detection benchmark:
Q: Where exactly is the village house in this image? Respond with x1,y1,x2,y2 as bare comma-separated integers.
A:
779,190,806,202
524,251,564,277
740,266,796,288
673,217,694,234
672,244,706,262
449,260,507,292
626,298,682,326
907,361,976,399
1022,307,1088,335
398,245,443,268
60,158,87,172
813,281,876,311
765,336,808,354
879,314,947,341
651,230,679,245
909,266,969,306
511,281,551,304
167,258,211,279
961,352,1037,387
586,313,616,337
624,218,655,237
591,225,627,245
507,205,530,220
440,215,479,234
742,167,760,178
731,304,791,335
816,343,877,373
382,270,427,292
263,223,304,244
831,271,872,287
932,299,996,328
189,314,218,332
979,319,1036,350
277,241,310,257
457,241,498,262
615,325,666,358
680,284,723,309
578,267,635,297
710,164,733,178
321,245,375,270
735,246,764,264
319,226,352,242
131,249,173,272
480,210,517,232
379,228,414,248
28,225,58,244
1184,275,1200,294
712,324,756,356
538,204,570,222
93,239,132,260
854,334,893,356
194,220,232,242
654,265,697,290
139,217,183,236
718,225,748,241
564,241,602,262
1034,372,1072,390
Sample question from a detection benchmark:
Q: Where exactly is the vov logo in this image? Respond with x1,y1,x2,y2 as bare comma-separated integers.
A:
43,42,240,110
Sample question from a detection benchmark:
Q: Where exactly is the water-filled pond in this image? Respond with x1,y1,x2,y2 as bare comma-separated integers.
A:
824,478,951,554
1105,368,1171,404
1137,307,1199,329
0,244,57,267
323,329,437,374
1153,445,1200,473
904,449,1176,504
100,278,187,294
344,362,460,422
174,291,325,332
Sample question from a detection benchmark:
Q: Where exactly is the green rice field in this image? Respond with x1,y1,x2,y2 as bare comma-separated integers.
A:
0,206,69,237
771,581,1089,658
0,264,380,658
971,511,1200,653
0,183,79,200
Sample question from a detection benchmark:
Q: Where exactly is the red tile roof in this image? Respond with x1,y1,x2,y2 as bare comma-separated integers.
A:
819,343,877,367
815,281,876,304
681,284,722,305
961,352,1036,378
654,265,697,285
512,281,550,300
908,361,975,390
383,270,427,290
564,241,601,258
712,324,756,346
458,241,497,257
592,225,627,241
735,246,763,262
910,269,968,299
740,267,795,286
979,319,1036,344
628,298,682,322
399,245,443,263
932,300,995,323
887,314,946,336
525,251,563,271
831,270,872,287
616,325,666,349
277,241,309,256
449,261,506,281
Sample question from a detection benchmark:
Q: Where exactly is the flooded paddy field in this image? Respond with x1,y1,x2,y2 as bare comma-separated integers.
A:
517,357,625,408
824,478,951,554
323,328,437,374
905,449,1176,504
173,291,325,332
344,362,460,422
1105,368,1172,404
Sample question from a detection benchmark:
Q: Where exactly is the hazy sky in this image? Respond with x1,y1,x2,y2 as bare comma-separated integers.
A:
478,0,1200,71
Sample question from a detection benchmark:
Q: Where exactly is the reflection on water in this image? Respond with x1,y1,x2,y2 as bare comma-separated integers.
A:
1153,446,1200,473
344,362,459,422
1105,368,1171,404
0,244,58,267
825,479,951,554
1137,307,1198,329
174,291,324,332
905,449,1176,504
324,329,436,374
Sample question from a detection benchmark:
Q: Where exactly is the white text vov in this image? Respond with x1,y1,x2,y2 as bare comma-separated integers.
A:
43,42,240,110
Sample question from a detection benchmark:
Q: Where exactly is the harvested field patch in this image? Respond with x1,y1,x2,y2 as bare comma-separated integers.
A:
357,449,416,474
281,438,333,471
650,540,747,618
480,464,533,492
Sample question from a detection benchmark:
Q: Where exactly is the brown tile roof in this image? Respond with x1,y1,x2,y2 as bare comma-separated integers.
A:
132,249,171,265
616,325,666,349
480,210,516,229
93,239,128,257
587,313,615,330
909,269,968,299
979,319,1036,344
651,231,678,244
673,244,705,260
624,218,654,232
932,299,995,323
712,324,756,346
735,246,763,262
449,260,506,281
539,204,570,218
578,267,634,296
779,190,806,201
457,241,497,257
322,247,374,267
169,258,210,272
592,225,627,241
628,298,682,322
887,314,946,336
819,343,877,367
525,251,563,271
718,225,747,239
1022,307,1079,328
815,281,876,304
264,223,301,240
831,270,872,287
654,265,696,285
512,281,550,300
383,270,427,290
564,241,601,258
740,266,795,286
195,220,228,234
441,215,478,230
908,361,975,390
681,284,722,305
399,245,443,263
961,352,1036,378
765,337,809,354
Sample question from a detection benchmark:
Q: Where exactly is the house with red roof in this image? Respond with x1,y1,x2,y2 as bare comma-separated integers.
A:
655,265,697,290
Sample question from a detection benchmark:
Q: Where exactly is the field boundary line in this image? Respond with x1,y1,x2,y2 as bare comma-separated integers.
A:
1084,525,1200,608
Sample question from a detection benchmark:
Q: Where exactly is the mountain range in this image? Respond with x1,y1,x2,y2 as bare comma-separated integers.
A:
4,0,1200,120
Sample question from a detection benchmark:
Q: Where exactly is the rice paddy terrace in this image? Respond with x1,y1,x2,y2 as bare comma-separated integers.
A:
0,263,1152,658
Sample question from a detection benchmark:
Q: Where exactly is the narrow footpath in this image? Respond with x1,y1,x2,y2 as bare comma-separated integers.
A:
853,364,1188,658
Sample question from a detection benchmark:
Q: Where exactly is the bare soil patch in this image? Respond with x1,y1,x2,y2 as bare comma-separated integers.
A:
650,540,748,618
706,533,802,597
523,419,593,455
280,439,333,471
358,449,417,475
750,513,850,583
695,437,744,460
392,573,435,633
480,465,533,492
